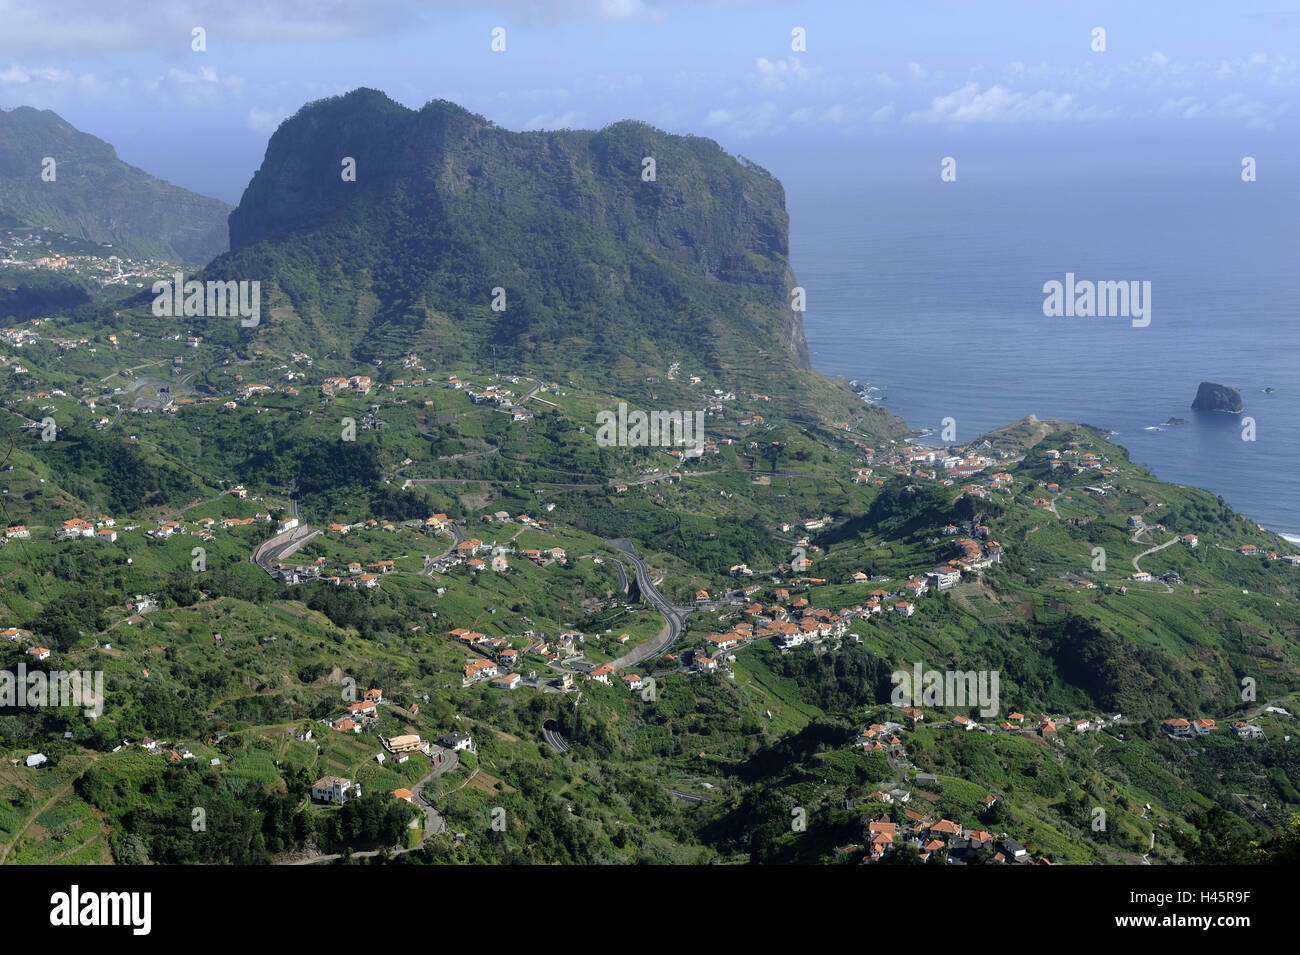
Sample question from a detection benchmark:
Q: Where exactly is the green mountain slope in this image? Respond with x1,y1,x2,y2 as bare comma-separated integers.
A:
0,106,230,263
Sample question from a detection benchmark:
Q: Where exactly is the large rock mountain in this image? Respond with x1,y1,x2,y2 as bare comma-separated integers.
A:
212,89,812,379
0,107,230,263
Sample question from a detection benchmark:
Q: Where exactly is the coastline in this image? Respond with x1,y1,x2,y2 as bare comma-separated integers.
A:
842,376,1300,548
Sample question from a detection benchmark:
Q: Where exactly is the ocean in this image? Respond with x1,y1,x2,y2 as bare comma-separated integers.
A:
787,167,1300,539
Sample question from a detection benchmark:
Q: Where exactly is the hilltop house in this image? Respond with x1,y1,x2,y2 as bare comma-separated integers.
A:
437,732,473,751
311,776,352,805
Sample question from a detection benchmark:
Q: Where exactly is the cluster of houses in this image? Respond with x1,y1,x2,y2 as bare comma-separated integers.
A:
50,517,123,543
703,536,1007,662
846,802,1036,864
133,736,215,764
447,376,533,422
272,514,469,586
1161,717,1269,741
446,622,647,692
941,710,1123,737
327,515,437,536
1161,717,1217,739
843,441,1008,488
313,731,473,808
436,537,492,574
460,657,522,691
15,509,304,547
155,512,296,542
273,556,397,589
1236,543,1299,563
863,815,1034,867
846,719,1062,863
1044,442,1121,479
320,375,373,396
0,325,40,349
859,721,909,759
3,626,51,661
326,687,421,737
330,692,384,733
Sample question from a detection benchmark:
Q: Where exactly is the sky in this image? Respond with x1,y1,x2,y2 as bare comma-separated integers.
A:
0,0,1296,203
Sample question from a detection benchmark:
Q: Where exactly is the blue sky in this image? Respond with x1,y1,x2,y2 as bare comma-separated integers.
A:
1,0,1296,203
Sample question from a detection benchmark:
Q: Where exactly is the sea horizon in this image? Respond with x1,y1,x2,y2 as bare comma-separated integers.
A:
788,165,1300,539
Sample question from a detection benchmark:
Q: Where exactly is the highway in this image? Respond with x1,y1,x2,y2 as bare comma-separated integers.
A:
669,789,709,804
607,538,691,670
253,523,319,574
541,720,569,753
610,556,629,594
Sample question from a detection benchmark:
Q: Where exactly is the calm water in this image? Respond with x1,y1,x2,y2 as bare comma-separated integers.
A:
788,168,1300,535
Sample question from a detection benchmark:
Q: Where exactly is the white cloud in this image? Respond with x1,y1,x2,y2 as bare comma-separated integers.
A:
751,56,814,92
905,82,1084,125
0,0,746,53
820,103,847,124
145,65,244,108
701,101,781,138
0,64,74,86
871,104,895,122
906,62,942,84
522,110,584,130
595,0,659,21
0,63,134,108
247,105,289,132
1158,93,1288,130
1158,96,1203,119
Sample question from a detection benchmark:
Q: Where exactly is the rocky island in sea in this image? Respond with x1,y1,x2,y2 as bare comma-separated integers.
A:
1191,381,1244,413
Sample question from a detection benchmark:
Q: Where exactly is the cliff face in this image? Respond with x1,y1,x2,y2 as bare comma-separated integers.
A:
1192,381,1244,413
0,107,230,263
220,89,811,372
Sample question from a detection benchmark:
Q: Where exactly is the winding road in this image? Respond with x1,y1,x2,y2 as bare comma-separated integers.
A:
253,523,320,574
606,538,692,670
1132,533,1179,574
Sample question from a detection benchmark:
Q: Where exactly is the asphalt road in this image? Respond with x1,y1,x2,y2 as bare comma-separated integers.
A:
607,538,691,670
541,720,569,753
253,524,319,573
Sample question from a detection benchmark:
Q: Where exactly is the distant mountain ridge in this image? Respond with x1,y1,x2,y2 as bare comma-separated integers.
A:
209,89,813,382
0,106,230,263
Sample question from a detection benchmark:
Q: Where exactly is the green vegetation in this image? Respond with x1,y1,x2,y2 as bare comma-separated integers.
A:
0,92,1296,866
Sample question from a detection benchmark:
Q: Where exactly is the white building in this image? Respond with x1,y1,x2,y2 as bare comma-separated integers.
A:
311,775,352,805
